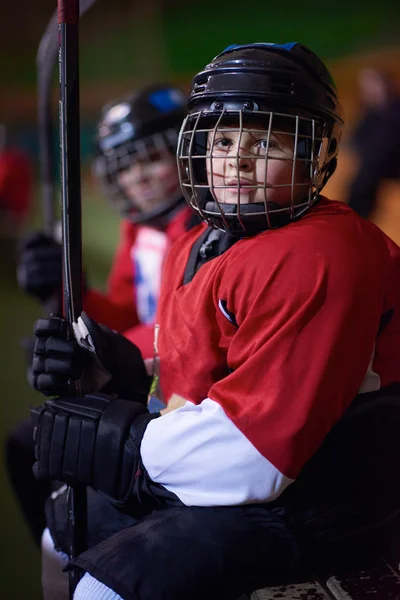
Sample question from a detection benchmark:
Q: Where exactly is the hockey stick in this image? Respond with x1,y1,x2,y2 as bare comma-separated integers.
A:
37,0,97,236
36,9,58,236
58,0,86,594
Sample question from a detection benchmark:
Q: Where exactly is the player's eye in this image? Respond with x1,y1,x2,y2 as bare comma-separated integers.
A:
257,140,269,151
148,150,163,163
213,137,232,151
256,138,284,154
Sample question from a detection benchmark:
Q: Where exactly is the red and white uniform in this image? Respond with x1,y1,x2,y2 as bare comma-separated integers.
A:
84,206,193,359
141,198,400,506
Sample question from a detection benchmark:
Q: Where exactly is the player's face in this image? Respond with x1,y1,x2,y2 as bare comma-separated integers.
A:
206,123,308,206
117,148,179,214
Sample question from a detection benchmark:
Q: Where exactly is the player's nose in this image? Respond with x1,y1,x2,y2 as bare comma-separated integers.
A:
131,160,149,181
228,146,253,171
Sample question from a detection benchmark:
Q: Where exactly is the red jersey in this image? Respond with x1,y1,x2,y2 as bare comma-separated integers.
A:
140,198,400,507
0,148,32,219
84,206,193,358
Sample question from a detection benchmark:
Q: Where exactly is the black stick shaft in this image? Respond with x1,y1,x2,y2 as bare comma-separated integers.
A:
58,1,87,595
39,99,56,236
59,19,83,321
37,10,58,236
37,0,98,237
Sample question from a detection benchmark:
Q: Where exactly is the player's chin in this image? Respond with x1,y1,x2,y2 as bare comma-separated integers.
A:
131,187,163,206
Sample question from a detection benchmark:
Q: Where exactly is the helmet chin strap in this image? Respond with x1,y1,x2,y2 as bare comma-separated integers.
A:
205,201,282,215
204,197,318,235
204,200,289,235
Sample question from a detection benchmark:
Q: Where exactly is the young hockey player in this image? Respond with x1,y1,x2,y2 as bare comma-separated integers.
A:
30,43,400,600
17,83,192,356
7,84,194,546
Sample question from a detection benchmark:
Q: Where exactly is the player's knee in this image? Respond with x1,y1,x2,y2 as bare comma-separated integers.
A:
41,528,69,600
73,573,123,600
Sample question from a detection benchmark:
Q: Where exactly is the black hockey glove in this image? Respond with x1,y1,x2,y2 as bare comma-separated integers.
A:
32,312,151,404
31,393,159,503
17,232,62,303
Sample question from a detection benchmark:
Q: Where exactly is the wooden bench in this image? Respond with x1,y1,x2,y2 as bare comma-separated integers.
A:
238,530,400,600
250,556,400,599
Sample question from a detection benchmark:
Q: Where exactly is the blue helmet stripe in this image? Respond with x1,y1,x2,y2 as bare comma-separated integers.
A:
148,89,185,114
221,42,297,54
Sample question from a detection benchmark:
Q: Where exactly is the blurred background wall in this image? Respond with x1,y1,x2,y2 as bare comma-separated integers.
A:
3,0,400,152
1,1,400,597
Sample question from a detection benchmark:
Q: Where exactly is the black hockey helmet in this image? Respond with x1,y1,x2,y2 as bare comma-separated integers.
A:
177,43,345,235
93,84,186,223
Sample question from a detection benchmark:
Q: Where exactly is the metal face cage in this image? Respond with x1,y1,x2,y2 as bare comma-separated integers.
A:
93,128,182,224
177,110,331,235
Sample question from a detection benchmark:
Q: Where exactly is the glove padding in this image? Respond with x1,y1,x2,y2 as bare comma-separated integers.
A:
17,232,62,303
31,393,158,501
32,312,152,403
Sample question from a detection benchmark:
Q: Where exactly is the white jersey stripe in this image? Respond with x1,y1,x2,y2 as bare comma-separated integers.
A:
141,397,294,506
358,344,381,394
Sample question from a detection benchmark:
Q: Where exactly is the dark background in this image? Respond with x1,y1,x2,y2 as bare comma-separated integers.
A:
1,1,400,597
